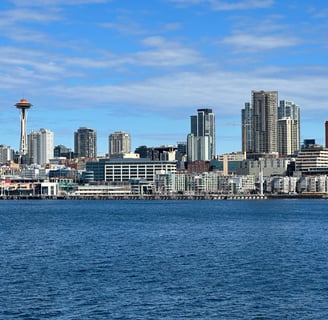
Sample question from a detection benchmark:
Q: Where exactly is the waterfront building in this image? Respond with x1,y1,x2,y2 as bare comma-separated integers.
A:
109,131,131,156
86,158,177,182
297,175,328,193
251,90,278,154
155,172,174,194
73,184,132,197
295,145,328,173
237,158,290,178
27,128,54,165
270,176,298,194
187,108,215,162
74,127,97,158
172,172,187,193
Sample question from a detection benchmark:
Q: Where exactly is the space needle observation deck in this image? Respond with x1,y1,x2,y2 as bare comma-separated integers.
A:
15,98,32,162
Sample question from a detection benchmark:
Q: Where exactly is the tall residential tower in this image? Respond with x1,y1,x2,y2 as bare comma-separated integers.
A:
241,102,253,156
251,90,278,155
278,100,300,155
187,108,215,162
28,128,54,165
74,127,97,158
109,131,131,156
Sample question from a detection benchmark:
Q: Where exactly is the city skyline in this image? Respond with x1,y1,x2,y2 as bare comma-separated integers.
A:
1,0,328,154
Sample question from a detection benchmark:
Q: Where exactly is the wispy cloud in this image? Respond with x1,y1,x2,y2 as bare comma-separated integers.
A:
10,0,110,6
100,17,148,36
168,0,274,10
222,33,300,51
0,7,61,25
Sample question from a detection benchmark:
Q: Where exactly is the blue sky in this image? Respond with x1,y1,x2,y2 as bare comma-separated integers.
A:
1,0,328,155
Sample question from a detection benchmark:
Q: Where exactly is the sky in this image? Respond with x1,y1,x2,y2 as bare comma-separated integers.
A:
1,0,328,156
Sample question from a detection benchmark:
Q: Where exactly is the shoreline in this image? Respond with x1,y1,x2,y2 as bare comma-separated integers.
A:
0,193,327,200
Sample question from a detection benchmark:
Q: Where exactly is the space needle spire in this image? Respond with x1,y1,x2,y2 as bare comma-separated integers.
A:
15,98,32,163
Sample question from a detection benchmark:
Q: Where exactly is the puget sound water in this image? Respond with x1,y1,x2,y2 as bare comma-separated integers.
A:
1,199,328,319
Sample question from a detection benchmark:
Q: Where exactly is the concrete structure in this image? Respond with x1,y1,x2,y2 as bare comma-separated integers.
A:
277,117,298,157
109,131,131,156
0,145,14,164
28,129,54,165
187,108,215,162
295,145,328,173
74,127,97,158
251,91,278,154
298,175,328,193
169,172,256,194
86,158,177,182
269,176,298,194
73,184,132,197
237,158,290,178
278,100,300,154
15,98,32,162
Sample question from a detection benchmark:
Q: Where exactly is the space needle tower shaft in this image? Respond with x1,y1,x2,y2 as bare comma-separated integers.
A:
15,98,32,158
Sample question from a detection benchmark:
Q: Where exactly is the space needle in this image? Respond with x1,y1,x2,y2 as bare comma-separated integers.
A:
15,98,32,163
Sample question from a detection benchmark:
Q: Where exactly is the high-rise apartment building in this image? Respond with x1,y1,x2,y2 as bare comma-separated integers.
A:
27,128,54,165
251,90,278,154
241,102,253,154
74,127,97,158
277,118,299,156
0,144,14,164
278,100,300,153
187,108,215,162
109,131,131,156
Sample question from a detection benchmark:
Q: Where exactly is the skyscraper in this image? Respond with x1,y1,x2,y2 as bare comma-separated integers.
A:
277,118,298,156
251,90,278,154
241,102,253,155
27,128,54,165
109,131,131,156
74,127,97,158
278,100,300,153
187,108,215,162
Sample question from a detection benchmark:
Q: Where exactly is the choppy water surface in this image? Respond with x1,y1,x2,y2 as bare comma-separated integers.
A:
1,199,328,319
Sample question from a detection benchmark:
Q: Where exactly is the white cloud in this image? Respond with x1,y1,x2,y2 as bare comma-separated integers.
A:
209,0,274,10
169,0,274,10
40,66,328,121
10,0,109,6
221,33,300,51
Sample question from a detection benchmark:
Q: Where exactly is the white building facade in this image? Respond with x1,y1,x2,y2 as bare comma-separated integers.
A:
28,128,54,165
